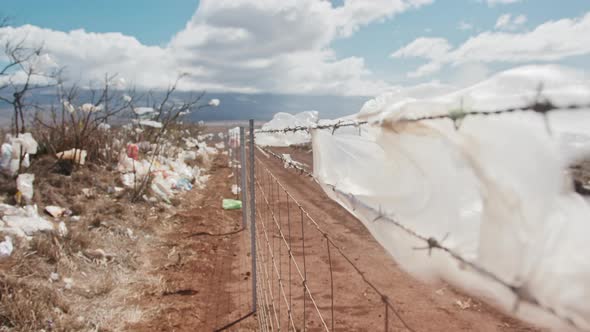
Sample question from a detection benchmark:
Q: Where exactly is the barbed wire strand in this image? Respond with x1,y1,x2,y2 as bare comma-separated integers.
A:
255,153,416,332
259,146,588,332
254,101,590,134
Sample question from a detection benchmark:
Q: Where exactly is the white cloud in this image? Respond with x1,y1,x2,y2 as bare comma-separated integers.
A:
391,37,452,59
448,62,491,86
392,12,590,78
458,21,473,31
495,13,527,30
0,0,434,96
485,0,523,6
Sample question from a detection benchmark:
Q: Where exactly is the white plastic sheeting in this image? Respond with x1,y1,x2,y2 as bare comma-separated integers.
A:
256,111,319,147
0,204,54,238
310,65,590,331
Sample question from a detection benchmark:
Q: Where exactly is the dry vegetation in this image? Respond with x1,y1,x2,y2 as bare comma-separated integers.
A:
0,122,215,331
0,37,217,330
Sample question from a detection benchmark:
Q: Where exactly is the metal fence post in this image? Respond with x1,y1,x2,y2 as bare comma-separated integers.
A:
240,127,247,228
249,119,257,312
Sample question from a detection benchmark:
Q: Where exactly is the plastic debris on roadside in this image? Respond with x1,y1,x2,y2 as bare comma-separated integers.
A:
16,173,34,203
56,149,87,165
176,178,193,191
45,205,66,218
127,144,139,160
222,199,242,210
139,120,163,128
116,139,218,202
0,236,13,258
0,204,54,237
97,123,111,131
0,133,39,175
231,184,240,195
58,221,68,237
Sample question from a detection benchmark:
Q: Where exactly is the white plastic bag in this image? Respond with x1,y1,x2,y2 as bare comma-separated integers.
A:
0,236,13,258
16,173,34,203
0,143,12,172
11,133,38,155
56,149,87,165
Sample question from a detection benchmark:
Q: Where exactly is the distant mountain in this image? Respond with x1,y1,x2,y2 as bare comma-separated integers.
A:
0,88,369,125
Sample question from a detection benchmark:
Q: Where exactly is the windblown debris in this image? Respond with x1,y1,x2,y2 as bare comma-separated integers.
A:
261,65,590,331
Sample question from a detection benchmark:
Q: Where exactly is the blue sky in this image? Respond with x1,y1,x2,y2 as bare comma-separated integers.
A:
0,0,589,96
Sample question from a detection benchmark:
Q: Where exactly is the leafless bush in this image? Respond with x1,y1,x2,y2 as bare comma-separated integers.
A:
129,75,213,201
32,74,135,167
0,25,61,174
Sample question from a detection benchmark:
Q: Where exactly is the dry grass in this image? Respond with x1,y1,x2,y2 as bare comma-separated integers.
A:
0,273,68,331
0,122,212,331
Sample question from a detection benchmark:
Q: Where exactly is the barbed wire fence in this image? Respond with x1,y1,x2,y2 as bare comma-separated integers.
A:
254,100,590,135
219,98,590,331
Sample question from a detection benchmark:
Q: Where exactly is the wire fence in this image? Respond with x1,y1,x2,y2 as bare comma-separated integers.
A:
252,152,414,331
254,134,588,331
255,100,590,134
218,99,590,331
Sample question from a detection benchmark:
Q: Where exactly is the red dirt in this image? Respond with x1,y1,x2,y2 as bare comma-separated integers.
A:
127,147,542,331
127,156,255,331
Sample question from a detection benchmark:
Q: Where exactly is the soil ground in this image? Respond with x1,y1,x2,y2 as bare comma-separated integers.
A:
0,143,549,332
129,146,543,331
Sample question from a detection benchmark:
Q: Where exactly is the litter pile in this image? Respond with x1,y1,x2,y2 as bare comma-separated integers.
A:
117,139,218,203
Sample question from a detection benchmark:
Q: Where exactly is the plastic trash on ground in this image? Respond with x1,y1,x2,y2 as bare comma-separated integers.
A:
0,143,12,173
0,236,13,258
151,174,174,203
139,120,163,128
16,173,34,203
222,199,242,210
11,133,38,155
176,178,193,191
231,184,240,195
0,204,54,237
127,144,139,160
45,205,66,218
56,149,87,165
0,133,38,175
58,221,68,237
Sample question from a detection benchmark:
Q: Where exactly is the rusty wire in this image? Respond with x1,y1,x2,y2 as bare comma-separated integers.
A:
254,160,330,331
254,153,416,332
258,146,589,332
254,101,590,134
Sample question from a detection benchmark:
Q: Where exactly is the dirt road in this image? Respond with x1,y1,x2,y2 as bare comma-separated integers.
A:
127,147,540,331
127,156,256,331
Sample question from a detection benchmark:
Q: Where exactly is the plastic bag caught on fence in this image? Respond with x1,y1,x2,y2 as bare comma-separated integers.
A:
311,65,590,331
256,111,319,147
